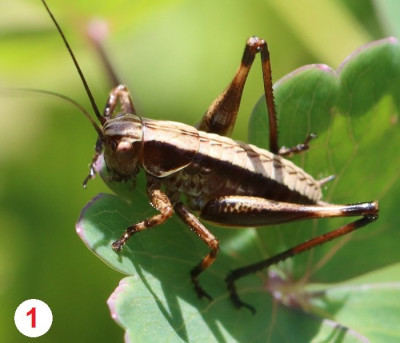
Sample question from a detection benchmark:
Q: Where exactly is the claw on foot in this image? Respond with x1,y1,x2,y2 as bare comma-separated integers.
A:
111,240,124,252
191,271,213,302
225,272,256,314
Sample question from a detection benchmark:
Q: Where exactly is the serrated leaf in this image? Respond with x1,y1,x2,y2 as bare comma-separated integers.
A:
77,38,400,342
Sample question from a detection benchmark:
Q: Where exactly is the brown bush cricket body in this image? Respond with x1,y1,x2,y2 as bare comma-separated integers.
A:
42,0,378,313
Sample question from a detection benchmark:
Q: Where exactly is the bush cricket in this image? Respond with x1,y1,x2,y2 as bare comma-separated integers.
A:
42,0,378,313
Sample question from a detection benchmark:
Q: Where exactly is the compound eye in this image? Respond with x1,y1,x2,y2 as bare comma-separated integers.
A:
116,141,134,157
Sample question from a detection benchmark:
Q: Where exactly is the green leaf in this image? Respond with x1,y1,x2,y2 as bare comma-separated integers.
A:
77,38,400,342
249,37,400,281
309,276,400,342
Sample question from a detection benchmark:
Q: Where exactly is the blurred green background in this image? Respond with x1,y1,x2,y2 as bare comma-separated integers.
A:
0,0,398,341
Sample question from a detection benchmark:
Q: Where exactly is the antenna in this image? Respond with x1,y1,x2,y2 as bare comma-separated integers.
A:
8,88,104,138
41,0,105,127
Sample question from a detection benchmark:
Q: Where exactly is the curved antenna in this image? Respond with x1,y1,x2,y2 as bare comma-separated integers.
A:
6,88,104,138
41,0,105,125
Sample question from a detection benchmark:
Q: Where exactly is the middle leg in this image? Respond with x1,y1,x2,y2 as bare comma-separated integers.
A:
174,202,219,301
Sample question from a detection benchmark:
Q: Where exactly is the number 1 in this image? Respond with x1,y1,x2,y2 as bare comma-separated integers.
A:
26,307,36,328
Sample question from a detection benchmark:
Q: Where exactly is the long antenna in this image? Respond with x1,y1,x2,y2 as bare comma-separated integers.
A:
8,88,104,138
41,0,105,126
